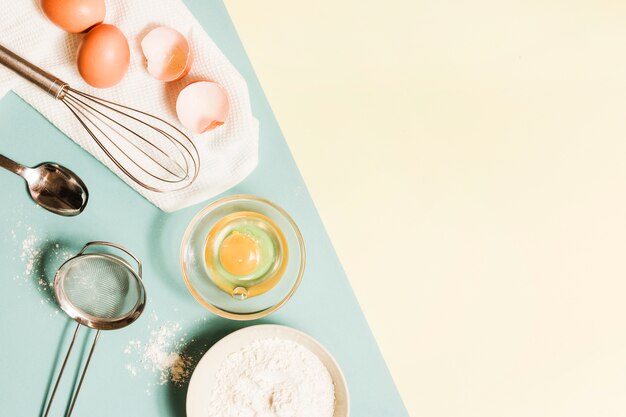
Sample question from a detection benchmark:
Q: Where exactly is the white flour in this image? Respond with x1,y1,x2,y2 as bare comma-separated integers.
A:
14,224,73,283
21,229,40,275
125,319,193,386
208,338,335,417
6,219,74,316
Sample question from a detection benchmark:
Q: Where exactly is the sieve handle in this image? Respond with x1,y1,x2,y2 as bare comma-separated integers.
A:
79,241,143,278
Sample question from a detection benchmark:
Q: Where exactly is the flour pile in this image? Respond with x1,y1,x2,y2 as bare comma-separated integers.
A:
142,321,192,385
125,320,193,387
208,338,335,417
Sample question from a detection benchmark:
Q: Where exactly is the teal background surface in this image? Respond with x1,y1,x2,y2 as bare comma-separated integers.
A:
0,1,408,416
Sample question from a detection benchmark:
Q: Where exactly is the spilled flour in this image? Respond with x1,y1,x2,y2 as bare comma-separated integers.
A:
142,321,192,385
125,319,194,387
7,220,75,315
21,231,40,275
208,338,335,417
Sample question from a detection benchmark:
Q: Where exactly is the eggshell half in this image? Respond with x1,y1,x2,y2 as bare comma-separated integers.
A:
141,26,192,82
40,0,105,33
77,24,130,88
176,81,230,134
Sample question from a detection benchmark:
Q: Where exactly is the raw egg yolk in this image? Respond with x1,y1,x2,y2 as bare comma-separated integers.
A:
219,232,260,276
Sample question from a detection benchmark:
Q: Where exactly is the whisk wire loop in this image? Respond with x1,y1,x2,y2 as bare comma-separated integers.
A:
63,93,188,180
59,87,200,193
62,95,187,187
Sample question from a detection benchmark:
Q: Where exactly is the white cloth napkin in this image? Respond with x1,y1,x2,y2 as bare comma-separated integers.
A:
0,0,258,212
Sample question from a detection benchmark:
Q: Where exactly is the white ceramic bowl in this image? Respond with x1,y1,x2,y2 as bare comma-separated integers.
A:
187,324,350,417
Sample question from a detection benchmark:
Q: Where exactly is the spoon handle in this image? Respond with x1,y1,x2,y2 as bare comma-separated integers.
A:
0,153,26,176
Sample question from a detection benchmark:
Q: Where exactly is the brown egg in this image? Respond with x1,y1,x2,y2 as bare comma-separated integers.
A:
40,0,105,33
77,24,130,88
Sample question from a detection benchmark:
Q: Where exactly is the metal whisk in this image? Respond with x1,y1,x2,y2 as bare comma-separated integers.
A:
0,44,200,192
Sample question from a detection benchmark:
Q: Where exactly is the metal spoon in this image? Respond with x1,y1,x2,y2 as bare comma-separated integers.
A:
0,154,88,216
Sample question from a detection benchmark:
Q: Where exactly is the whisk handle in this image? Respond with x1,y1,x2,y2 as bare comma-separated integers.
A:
0,44,67,99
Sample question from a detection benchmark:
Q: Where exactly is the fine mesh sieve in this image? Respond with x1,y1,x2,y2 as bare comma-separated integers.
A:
43,241,146,417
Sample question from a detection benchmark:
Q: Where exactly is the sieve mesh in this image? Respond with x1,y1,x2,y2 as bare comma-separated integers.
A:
59,256,141,319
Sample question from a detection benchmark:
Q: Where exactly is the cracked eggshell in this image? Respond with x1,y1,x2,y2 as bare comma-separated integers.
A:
176,81,230,134
141,26,192,82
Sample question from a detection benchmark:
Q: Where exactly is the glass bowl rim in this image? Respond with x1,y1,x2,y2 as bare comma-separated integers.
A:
179,194,306,320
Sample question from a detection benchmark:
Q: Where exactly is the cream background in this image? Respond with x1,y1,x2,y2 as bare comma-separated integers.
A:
224,1,626,416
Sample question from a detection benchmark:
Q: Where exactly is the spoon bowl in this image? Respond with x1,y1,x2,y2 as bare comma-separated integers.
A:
0,154,88,216
24,163,89,216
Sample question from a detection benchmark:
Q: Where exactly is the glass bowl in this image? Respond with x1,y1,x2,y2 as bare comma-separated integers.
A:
180,195,306,320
